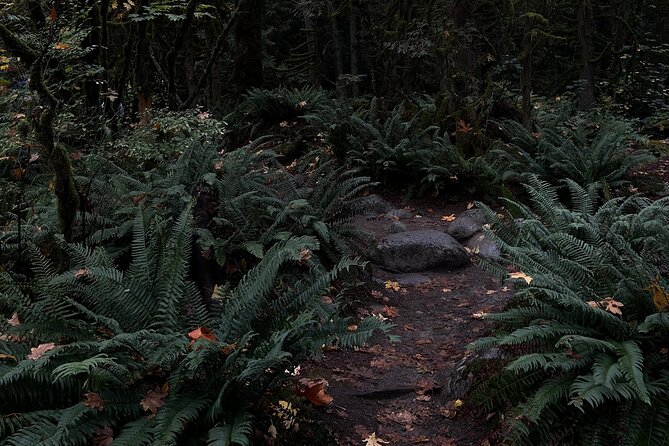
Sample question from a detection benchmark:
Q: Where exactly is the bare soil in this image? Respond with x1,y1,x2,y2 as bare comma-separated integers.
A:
299,198,513,446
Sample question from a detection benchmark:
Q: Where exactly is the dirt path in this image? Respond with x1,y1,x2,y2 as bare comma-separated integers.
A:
301,200,513,445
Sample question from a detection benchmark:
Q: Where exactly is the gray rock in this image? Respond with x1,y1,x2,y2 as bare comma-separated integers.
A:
446,209,486,241
373,273,432,287
374,229,469,272
465,232,501,261
388,221,407,233
384,209,414,221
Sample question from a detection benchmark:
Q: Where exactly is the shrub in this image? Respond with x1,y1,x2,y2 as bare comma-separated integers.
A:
470,176,669,445
489,111,654,191
0,207,391,445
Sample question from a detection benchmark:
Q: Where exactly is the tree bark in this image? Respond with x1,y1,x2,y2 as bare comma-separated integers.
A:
349,0,360,96
577,0,595,111
326,0,343,91
234,0,264,95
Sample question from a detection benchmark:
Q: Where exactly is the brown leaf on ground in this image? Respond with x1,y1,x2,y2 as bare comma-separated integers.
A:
415,379,437,395
433,436,456,446
84,392,105,411
187,326,217,343
7,313,20,326
370,358,392,369
383,306,399,318
296,378,333,406
94,426,114,446
587,297,624,316
73,268,89,279
363,432,390,446
26,343,56,360
140,386,168,415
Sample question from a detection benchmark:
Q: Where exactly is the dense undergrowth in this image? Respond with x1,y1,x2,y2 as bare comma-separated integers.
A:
1,0,669,443
2,83,667,445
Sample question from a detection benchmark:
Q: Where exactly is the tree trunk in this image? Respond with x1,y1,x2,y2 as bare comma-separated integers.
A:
349,0,360,96
326,0,343,91
234,0,264,95
303,12,320,87
577,0,595,111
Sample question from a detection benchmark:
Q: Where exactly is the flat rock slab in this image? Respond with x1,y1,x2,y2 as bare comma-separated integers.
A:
373,273,432,287
374,229,469,272
384,209,414,221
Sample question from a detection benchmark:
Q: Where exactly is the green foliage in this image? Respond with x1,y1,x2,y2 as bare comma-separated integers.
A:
490,108,654,190
470,176,669,445
0,207,391,445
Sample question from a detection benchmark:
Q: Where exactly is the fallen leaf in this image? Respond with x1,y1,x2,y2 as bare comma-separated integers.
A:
29,153,39,163
415,394,431,402
363,432,390,446
456,119,473,134
441,288,452,293
441,214,456,222
467,202,474,209
7,313,20,326
84,392,105,411
299,248,312,263
587,297,624,316
648,280,669,311
348,324,359,332
385,281,401,292
73,268,89,279
140,386,168,415
296,378,333,406
509,271,533,284
54,42,71,50
471,311,488,319
383,306,399,318
27,343,56,360
94,426,114,446
187,326,217,343
371,290,384,300
0,354,16,361
433,436,456,446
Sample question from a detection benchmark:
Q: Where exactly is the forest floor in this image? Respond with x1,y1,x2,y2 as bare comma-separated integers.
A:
299,198,514,446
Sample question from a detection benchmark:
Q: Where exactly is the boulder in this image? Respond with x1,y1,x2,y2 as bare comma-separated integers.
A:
465,232,501,261
446,209,486,241
374,229,469,272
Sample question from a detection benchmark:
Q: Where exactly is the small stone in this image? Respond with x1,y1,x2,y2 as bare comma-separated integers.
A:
446,209,486,241
464,232,500,260
388,221,407,233
384,209,414,221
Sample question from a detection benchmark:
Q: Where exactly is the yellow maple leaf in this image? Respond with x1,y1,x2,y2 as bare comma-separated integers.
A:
363,432,390,446
54,42,71,50
385,280,401,292
587,297,624,316
509,271,533,284
648,279,669,311
441,214,456,222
